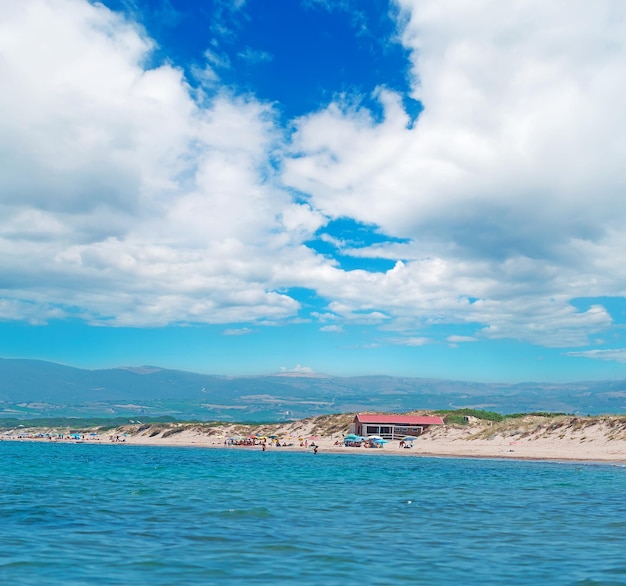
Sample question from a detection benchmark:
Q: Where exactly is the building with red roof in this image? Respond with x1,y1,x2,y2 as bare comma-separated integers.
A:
351,413,444,440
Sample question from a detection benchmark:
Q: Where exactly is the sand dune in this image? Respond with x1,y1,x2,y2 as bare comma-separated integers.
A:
4,413,626,462
55,413,626,463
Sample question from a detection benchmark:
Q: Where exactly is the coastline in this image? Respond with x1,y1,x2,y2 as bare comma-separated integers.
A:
3,413,626,464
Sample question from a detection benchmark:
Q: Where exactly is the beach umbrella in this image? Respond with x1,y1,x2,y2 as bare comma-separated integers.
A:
372,438,387,443
403,436,417,442
367,435,384,440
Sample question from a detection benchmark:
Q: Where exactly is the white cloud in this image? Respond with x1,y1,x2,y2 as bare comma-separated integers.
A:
0,299,66,325
223,327,254,336
238,46,272,64
280,364,315,374
2,0,626,353
311,311,339,322
320,324,343,333
388,336,431,347
281,0,626,347
0,0,327,327
279,204,327,241
447,335,477,343
565,349,626,363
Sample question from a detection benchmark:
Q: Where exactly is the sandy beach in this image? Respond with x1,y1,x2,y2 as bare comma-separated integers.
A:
4,413,626,463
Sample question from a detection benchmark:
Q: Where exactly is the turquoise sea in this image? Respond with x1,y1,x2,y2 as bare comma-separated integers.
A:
1,442,626,585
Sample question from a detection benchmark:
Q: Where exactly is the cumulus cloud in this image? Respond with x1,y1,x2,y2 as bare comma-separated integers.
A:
0,0,328,326
280,364,315,374
447,335,477,344
282,0,626,347
320,324,343,333
2,0,625,353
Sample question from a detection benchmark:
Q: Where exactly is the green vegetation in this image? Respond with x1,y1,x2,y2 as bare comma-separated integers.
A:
442,414,470,425
506,411,571,419
435,409,505,424
161,427,185,438
0,410,592,434
434,409,575,425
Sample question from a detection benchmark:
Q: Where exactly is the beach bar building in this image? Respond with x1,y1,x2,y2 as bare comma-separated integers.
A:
351,413,444,440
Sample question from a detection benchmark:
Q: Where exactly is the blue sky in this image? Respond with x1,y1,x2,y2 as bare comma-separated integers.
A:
2,0,626,382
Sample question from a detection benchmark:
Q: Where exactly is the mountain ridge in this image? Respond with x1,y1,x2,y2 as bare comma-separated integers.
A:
1,357,626,421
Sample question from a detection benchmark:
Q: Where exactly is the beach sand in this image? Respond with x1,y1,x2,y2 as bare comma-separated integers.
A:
5,413,624,463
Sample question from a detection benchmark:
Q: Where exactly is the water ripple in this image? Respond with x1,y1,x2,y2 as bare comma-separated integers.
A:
2,442,626,584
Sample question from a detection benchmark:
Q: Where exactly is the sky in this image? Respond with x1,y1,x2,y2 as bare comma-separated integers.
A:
2,0,626,382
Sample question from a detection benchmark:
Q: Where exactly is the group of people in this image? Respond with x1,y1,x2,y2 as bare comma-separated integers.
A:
225,437,295,447
342,438,383,448
222,436,320,454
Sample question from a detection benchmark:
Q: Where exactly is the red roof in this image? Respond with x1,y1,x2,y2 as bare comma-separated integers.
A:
355,413,444,425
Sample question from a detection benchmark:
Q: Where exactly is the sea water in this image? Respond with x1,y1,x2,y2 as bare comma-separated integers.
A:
1,442,625,585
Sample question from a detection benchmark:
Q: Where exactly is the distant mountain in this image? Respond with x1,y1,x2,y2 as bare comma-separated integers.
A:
1,357,626,421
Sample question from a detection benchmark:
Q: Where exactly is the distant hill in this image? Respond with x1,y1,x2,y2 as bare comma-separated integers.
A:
1,357,626,421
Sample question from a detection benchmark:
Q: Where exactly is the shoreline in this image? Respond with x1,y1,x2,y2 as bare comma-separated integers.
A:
4,432,626,465
3,412,626,464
